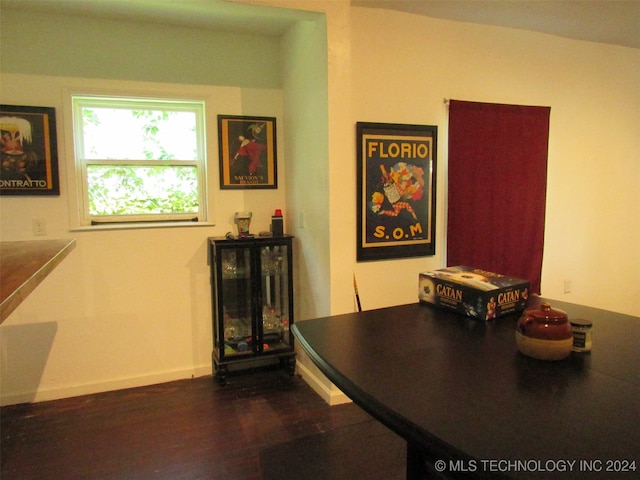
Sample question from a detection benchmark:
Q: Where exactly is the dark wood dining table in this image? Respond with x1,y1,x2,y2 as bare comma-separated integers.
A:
292,297,640,479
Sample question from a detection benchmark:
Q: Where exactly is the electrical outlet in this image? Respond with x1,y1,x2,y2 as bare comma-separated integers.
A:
32,218,46,236
299,211,305,229
563,279,572,294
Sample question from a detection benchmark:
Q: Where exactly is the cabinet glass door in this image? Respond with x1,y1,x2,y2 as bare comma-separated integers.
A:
260,244,291,353
219,246,253,357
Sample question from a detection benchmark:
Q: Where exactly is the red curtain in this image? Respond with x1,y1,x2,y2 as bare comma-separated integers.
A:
447,100,550,293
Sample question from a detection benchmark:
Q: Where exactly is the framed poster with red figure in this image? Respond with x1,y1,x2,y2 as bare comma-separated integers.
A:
1,105,60,196
356,122,437,261
218,115,277,189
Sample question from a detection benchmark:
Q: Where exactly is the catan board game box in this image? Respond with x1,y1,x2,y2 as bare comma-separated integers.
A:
419,266,530,320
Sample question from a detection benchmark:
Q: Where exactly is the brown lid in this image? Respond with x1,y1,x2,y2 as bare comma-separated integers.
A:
525,302,568,321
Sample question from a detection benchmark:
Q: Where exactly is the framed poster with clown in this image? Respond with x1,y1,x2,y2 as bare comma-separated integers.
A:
356,122,437,261
1,105,60,196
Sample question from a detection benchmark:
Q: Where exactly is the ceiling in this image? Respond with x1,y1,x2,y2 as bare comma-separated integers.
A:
353,0,640,49
1,0,639,49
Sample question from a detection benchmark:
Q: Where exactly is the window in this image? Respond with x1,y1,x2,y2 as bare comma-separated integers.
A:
72,95,207,226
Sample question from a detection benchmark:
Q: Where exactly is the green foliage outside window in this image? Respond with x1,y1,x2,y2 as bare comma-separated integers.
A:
87,165,198,216
76,100,204,220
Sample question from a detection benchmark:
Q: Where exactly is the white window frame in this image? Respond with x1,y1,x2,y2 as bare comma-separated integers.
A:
70,94,208,228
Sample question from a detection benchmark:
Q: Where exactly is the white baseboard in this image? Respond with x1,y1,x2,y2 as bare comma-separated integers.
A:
0,365,212,406
295,361,351,406
2,363,353,407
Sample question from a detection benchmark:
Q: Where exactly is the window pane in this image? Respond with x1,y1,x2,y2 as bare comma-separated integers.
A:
81,107,197,160
87,165,198,216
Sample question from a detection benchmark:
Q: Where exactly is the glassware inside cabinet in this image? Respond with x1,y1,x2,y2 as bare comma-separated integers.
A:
220,246,252,356
260,244,291,352
221,248,250,279
222,312,252,356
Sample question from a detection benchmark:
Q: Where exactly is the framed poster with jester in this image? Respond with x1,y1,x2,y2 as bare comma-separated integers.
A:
356,122,437,261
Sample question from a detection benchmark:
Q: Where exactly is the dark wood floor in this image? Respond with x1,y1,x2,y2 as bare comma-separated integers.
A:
1,368,406,479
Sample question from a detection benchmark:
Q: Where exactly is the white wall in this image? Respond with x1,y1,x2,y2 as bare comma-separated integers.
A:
2,0,639,405
258,0,639,320
340,7,639,316
279,3,359,404
0,74,286,405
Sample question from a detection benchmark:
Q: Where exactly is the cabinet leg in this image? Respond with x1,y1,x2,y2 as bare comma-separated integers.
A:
285,356,296,376
215,365,228,386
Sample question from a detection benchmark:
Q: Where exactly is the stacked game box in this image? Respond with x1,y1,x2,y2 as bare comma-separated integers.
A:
419,266,530,320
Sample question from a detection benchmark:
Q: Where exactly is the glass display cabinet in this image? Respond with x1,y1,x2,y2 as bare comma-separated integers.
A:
208,235,295,385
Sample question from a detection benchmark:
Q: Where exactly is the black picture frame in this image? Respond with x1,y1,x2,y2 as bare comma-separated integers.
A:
1,105,60,196
218,115,277,189
356,122,437,261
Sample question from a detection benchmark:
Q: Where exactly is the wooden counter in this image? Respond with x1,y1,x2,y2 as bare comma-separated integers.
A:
0,239,76,324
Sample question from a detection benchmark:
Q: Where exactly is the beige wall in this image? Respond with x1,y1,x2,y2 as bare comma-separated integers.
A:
343,6,640,316
263,0,639,320
0,6,291,405
0,74,286,405
244,0,640,405
1,0,639,405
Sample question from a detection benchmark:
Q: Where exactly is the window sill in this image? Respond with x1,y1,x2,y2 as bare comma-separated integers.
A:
70,221,215,232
